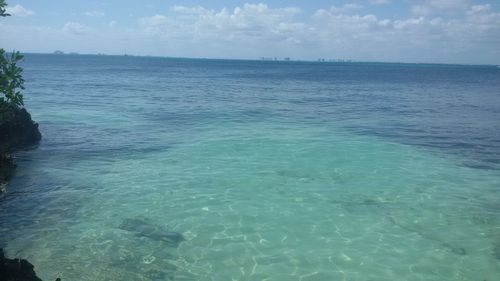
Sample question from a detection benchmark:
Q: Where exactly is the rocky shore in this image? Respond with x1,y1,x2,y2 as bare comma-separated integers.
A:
0,108,43,280
0,107,41,191
0,249,43,281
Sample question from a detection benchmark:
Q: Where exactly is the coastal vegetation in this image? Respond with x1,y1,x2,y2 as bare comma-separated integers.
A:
0,0,41,190
0,49,25,120
1,0,25,120
0,0,7,17
0,4,45,280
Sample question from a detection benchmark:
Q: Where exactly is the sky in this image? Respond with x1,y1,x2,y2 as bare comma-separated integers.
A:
1,0,500,64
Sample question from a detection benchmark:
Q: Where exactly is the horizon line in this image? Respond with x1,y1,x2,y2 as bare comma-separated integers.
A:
17,51,499,68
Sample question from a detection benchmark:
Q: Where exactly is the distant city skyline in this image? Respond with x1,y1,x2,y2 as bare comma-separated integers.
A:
1,0,500,64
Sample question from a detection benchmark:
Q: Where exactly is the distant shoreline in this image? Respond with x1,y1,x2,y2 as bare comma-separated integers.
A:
18,52,499,68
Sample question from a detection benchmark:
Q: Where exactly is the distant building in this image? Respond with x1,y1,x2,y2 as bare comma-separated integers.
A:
53,50,64,55
283,57,291,61
328,59,353,63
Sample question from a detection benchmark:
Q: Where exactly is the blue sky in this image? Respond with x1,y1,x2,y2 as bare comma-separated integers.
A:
1,0,500,64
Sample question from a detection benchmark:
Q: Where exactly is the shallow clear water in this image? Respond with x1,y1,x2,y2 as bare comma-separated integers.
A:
1,55,500,280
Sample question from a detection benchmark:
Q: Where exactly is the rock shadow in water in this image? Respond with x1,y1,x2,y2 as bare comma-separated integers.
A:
387,216,467,256
118,217,184,247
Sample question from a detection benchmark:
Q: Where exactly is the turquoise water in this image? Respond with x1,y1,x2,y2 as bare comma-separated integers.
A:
1,55,500,280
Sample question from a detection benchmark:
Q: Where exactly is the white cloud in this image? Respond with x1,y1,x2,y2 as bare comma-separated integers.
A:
3,2,500,64
411,0,469,16
469,4,491,14
83,11,105,17
369,0,391,4
128,2,500,62
139,3,303,42
172,5,210,15
328,4,364,14
5,4,34,16
139,14,169,26
427,0,468,9
63,22,90,35
466,4,500,29
138,15,175,37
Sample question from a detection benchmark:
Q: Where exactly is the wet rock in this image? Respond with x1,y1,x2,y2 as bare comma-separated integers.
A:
0,153,16,186
0,107,41,191
0,248,43,281
0,108,41,151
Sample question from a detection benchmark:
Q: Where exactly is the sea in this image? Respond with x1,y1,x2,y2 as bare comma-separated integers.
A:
1,54,500,281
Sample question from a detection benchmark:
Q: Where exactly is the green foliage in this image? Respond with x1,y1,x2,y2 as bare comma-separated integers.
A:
0,50,25,119
1,1,26,120
0,0,9,17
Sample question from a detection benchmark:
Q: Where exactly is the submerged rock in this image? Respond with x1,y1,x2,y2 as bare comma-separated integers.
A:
119,218,184,247
493,241,500,260
0,248,43,281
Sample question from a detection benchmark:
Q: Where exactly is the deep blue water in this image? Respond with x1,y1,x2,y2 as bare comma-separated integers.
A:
24,55,500,169
1,54,500,280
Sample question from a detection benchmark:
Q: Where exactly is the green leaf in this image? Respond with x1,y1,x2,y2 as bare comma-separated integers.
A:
0,0,10,17
0,48,26,110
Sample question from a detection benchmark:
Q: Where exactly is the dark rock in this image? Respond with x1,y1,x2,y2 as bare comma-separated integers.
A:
0,248,43,281
0,154,16,185
0,107,41,191
0,108,41,153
